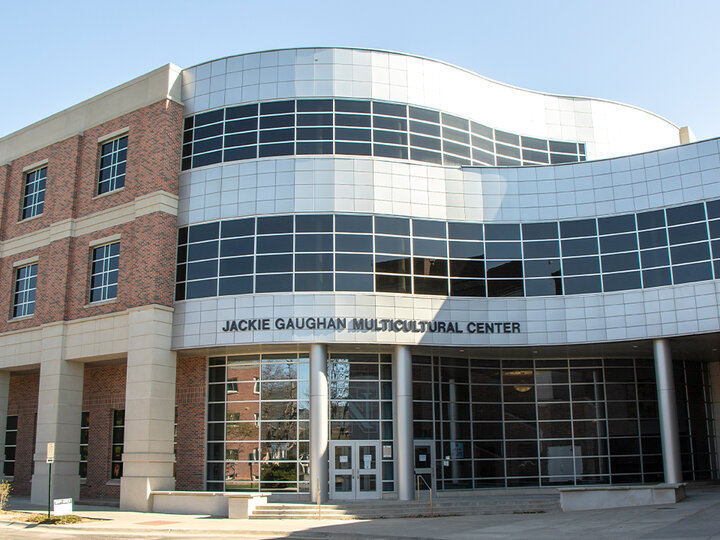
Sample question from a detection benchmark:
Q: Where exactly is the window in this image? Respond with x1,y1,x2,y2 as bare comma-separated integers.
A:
79,411,89,478
13,263,37,318
22,166,46,220
111,409,124,479
98,135,127,194
90,242,119,302
3,415,17,476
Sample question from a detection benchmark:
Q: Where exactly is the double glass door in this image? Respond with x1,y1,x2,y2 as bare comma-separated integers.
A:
330,441,381,499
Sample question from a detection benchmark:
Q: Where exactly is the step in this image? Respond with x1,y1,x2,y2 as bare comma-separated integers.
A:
249,496,561,519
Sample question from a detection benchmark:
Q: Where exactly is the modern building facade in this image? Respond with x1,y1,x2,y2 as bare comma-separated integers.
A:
0,48,718,511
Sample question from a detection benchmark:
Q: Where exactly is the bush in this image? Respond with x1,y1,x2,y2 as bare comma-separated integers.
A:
25,513,83,524
0,481,10,511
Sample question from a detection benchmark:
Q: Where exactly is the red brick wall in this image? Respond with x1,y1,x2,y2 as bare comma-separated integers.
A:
80,363,126,500
0,99,182,334
6,356,208,499
7,372,39,496
175,356,206,491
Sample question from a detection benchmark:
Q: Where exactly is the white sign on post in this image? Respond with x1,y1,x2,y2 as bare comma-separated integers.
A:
46,443,55,464
53,498,72,516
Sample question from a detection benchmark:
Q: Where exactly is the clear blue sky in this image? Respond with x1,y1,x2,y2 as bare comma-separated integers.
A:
1,0,718,140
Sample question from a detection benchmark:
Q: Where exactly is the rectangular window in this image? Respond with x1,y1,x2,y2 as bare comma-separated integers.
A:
111,409,124,479
3,415,18,476
98,135,128,194
22,166,46,220
13,263,38,318
90,242,119,302
79,411,89,478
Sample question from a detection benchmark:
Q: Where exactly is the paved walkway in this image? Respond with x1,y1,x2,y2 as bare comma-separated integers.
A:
3,485,720,539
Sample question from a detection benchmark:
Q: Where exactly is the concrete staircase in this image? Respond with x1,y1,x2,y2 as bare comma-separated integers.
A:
249,492,561,519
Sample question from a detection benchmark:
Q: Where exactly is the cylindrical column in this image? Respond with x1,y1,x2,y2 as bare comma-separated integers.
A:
654,338,682,484
310,344,328,502
393,345,414,500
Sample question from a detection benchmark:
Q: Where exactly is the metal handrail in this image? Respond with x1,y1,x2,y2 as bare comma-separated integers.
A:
415,473,433,516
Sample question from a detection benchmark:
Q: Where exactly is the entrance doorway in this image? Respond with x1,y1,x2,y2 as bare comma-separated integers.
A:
330,441,381,499
414,441,435,491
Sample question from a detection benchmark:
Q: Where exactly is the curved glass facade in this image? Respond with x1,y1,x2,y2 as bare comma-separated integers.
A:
182,99,587,170
175,199,720,300
412,355,715,488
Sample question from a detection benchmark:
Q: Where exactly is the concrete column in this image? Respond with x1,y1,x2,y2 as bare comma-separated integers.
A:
0,371,9,479
654,338,683,484
393,345,414,501
120,307,176,511
31,324,83,504
309,344,328,503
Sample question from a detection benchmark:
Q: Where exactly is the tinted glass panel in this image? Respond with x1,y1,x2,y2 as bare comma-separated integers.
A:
668,223,708,245
524,259,561,278
413,219,446,238
602,252,640,272
485,224,520,241
640,248,669,268
560,219,596,238
189,222,219,242
523,241,560,258
336,214,372,233
336,254,373,272
485,242,521,259
375,235,410,254
258,215,293,234
600,233,637,253
639,229,667,249
335,234,373,252
487,279,523,297
413,238,447,257
672,261,712,284
336,273,374,291
637,210,665,230
603,271,641,292
562,238,598,256
642,267,672,288
666,203,705,226
256,254,292,273
256,274,292,292
522,222,558,240
450,279,485,296
448,222,483,240
563,256,600,275
564,275,602,294
525,278,562,296
295,253,333,271
375,216,410,235
599,214,636,235
670,243,711,264
449,241,484,259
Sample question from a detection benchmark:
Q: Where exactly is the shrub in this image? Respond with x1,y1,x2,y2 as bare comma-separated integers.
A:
0,481,11,511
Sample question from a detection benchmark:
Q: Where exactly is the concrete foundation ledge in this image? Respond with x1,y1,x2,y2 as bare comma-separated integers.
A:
150,491,269,518
558,483,686,511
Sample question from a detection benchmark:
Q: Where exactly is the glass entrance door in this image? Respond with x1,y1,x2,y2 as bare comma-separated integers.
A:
330,441,381,500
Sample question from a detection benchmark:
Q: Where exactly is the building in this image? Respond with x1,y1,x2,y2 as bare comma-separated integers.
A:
0,48,718,512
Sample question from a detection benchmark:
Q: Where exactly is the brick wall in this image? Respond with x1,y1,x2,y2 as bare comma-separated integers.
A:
0,98,182,334
5,356,208,499
7,372,39,496
175,356,206,491
80,363,126,501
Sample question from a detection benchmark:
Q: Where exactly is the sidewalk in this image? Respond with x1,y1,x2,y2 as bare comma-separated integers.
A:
3,484,720,539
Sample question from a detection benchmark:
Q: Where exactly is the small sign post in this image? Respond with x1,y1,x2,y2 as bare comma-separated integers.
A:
46,443,55,519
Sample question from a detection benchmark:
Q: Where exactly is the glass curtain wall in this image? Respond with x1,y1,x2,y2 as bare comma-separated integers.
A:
206,354,310,492
675,360,717,479
413,355,717,489
328,353,395,492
